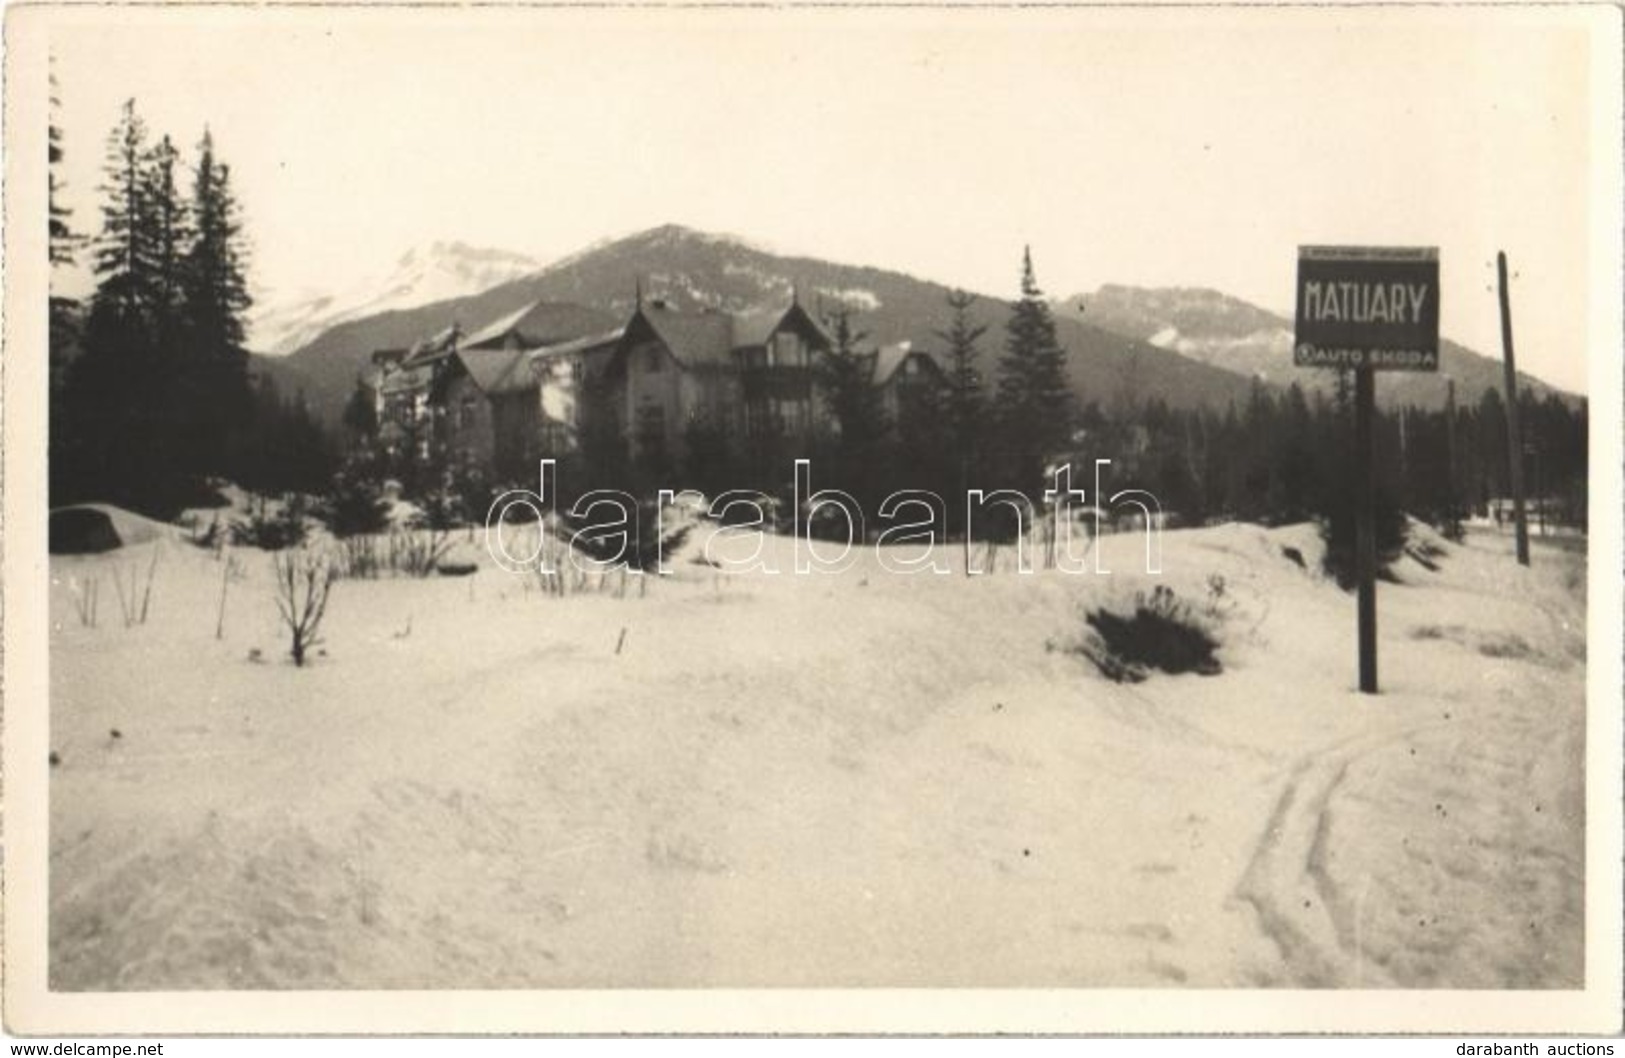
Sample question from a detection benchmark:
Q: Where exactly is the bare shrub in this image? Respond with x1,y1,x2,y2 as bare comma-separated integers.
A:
1079,585,1221,682
393,528,453,578
273,547,337,667
110,547,161,628
338,535,383,579
332,529,455,580
233,494,311,551
71,576,100,628
215,551,247,639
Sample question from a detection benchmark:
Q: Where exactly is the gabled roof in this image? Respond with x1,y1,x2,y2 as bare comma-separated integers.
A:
622,299,833,369
871,340,945,387
460,301,541,350
732,300,831,351
528,327,626,363
775,300,833,350
631,304,736,367
404,324,461,366
465,300,620,351
732,310,782,350
456,347,530,395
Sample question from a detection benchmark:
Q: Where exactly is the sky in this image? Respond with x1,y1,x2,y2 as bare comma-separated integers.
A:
46,5,1610,392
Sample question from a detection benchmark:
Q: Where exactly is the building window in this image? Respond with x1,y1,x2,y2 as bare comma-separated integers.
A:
772,397,806,434
773,332,803,368
635,402,667,457
645,348,663,374
460,397,477,429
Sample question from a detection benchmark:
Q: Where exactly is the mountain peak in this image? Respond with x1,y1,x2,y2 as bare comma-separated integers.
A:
269,226,1278,430
616,223,770,255
254,240,542,356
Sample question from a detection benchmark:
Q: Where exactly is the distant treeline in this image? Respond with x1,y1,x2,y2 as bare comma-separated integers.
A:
519,269,1586,546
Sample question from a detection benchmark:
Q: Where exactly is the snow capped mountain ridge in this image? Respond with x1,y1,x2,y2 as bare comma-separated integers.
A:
264,224,1272,427
1062,283,1578,409
250,240,543,357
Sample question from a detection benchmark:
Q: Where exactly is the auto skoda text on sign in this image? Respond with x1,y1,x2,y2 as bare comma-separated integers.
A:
1294,245,1440,371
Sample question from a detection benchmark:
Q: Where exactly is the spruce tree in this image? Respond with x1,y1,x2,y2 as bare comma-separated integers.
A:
342,375,379,442
995,247,1073,496
180,130,254,477
817,306,888,512
935,288,987,493
49,69,83,503
48,71,77,271
84,99,159,356
68,99,173,509
143,134,191,351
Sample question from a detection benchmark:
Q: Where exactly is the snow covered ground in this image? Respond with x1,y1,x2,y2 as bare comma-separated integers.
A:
47,517,1586,989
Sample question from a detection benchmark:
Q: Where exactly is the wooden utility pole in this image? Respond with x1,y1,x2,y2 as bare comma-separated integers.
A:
1496,251,1531,566
1445,377,1458,519
1354,365,1378,694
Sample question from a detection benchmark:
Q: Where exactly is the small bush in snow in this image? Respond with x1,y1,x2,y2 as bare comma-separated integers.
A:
1203,574,1236,622
272,547,336,667
324,465,391,539
1319,498,1408,590
232,495,310,551
1080,585,1222,682
393,527,455,578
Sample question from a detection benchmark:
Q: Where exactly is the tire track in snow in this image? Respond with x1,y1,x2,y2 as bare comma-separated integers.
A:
1233,723,1449,987
1234,754,1355,986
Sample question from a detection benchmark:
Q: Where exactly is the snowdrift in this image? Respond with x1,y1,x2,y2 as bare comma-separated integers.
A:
49,504,171,554
46,519,1587,990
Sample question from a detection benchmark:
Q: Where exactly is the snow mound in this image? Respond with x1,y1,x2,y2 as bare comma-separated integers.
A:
49,504,172,554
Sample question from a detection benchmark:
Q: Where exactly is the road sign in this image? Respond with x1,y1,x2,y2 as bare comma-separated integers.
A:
1292,245,1440,695
1294,246,1440,371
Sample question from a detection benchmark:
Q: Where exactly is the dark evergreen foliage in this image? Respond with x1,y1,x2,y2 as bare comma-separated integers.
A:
55,99,293,516
815,306,890,513
49,69,84,505
994,247,1073,498
323,454,392,538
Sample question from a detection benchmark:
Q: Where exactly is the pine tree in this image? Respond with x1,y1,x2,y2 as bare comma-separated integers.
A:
342,375,379,442
67,99,175,509
1269,381,1316,522
180,129,254,477
817,306,888,511
84,99,159,355
935,288,987,492
143,134,191,350
49,68,83,503
995,246,1073,496
49,78,73,265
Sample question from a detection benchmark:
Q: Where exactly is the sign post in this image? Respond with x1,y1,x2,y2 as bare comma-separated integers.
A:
1354,364,1377,693
1294,246,1440,694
